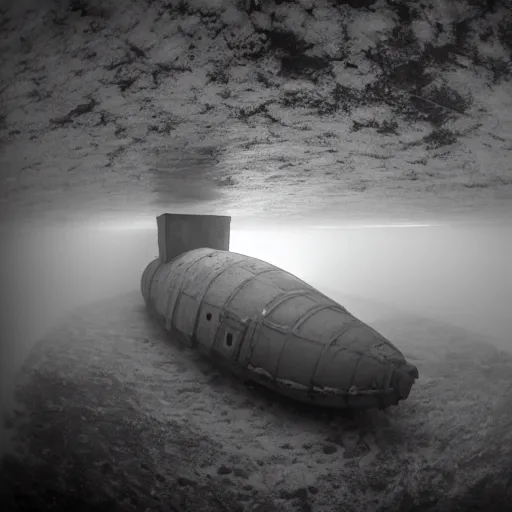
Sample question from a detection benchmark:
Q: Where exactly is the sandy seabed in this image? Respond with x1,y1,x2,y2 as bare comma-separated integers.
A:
1,290,511,512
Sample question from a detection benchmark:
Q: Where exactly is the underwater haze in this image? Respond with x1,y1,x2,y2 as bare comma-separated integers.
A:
2,219,511,412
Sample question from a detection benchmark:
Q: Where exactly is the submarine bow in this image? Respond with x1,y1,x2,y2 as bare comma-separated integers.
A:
141,214,418,409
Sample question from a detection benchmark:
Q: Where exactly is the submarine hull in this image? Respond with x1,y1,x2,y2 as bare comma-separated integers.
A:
141,247,418,409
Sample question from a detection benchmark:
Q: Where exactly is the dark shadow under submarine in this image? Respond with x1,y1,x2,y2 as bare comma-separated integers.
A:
141,213,419,409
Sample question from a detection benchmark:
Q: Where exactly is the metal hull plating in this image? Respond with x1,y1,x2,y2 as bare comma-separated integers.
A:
141,248,418,409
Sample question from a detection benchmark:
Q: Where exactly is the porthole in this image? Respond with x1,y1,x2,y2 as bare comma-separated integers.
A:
226,333,233,347
206,312,212,321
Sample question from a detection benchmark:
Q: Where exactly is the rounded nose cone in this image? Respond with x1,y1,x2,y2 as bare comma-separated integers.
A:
391,363,419,401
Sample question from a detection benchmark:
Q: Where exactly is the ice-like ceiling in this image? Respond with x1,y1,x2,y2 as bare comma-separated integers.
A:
1,0,511,229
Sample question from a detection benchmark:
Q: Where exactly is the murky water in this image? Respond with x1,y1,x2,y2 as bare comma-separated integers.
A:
1,219,511,414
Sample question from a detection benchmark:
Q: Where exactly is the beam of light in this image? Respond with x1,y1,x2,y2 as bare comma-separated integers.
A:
230,228,308,278
89,218,440,232
230,222,442,284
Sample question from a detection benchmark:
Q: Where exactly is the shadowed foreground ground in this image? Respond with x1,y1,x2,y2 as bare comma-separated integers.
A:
1,291,511,511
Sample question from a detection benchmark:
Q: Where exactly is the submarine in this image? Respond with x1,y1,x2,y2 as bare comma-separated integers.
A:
141,213,419,409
